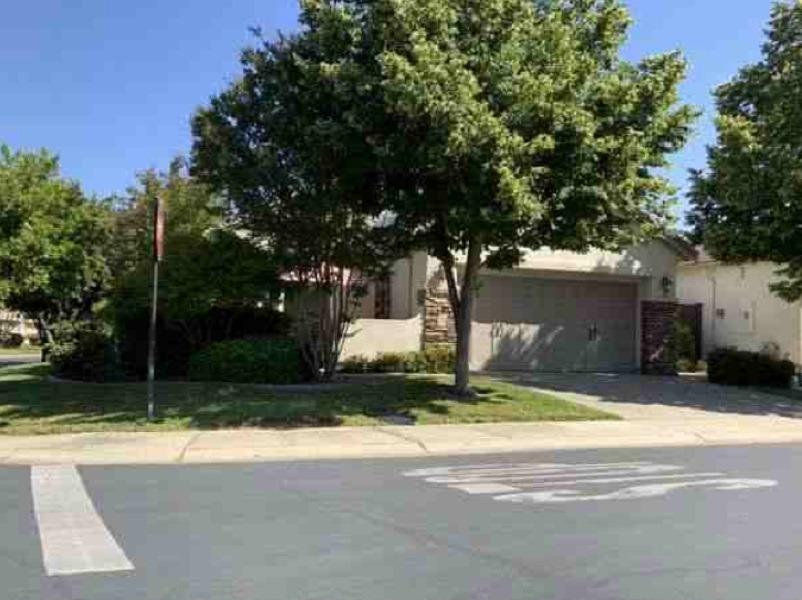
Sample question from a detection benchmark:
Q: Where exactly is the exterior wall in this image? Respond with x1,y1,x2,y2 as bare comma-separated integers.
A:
677,261,802,364
340,316,423,359
514,240,680,301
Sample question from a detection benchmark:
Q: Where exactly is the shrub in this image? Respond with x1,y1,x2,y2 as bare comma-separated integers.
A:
674,321,697,362
676,358,697,373
49,321,122,382
339,345,456,374
340,354,372,374
188,338,303,384
0,332,24,348
116,306,292,378
707,347,795,388
422,345,456,374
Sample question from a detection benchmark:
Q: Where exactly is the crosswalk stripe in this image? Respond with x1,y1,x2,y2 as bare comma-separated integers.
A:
31,465,134,576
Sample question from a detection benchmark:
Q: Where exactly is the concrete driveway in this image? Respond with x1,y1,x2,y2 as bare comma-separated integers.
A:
489,372,802,421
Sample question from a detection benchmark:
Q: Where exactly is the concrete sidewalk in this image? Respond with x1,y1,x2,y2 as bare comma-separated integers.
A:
4,415,802,465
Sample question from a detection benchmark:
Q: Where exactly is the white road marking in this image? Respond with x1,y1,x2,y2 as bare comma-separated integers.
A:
494,478,779,504
449,483,522,494
448,472,726,494
403,462,652,478
426,464,684,484
31,465,134,576
405,461,779,505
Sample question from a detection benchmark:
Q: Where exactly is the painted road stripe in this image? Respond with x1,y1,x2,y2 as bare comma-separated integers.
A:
427,465,684,484
447,472,725,494
31,465,134,576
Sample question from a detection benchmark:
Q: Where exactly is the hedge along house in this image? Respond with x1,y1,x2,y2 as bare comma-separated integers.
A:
677,248,802,365
341,238,695,374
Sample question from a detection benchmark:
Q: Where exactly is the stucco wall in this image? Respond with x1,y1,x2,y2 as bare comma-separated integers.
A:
426,240,680,302
340,316,423,359
677,261,802,364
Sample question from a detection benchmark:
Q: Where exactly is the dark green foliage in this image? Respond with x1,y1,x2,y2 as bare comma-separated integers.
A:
688,2,802,300
707,347,795,388
674,321,697,362
188,338,303,384
49,321,122,382
340,346,456,375
116,306,292,379
0,146,112,335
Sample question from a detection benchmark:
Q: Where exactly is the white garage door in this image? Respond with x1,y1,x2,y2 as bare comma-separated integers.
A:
471,276,638,372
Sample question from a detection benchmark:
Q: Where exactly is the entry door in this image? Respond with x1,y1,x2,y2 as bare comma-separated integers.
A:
472,276,637,372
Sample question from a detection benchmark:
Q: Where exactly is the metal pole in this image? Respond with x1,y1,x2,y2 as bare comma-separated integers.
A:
147,258,159,421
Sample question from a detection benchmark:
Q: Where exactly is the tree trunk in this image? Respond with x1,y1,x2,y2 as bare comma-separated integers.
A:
440,233,482,397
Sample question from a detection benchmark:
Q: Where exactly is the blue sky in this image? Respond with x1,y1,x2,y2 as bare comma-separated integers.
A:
1,1,773,222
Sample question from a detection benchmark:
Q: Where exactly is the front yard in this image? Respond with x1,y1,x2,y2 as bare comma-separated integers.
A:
0,364,617,435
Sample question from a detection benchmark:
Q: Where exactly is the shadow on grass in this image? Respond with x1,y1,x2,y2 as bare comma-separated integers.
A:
0,364,512,432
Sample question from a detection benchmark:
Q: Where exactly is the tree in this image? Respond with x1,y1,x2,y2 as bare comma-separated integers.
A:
688,1,802,301
110,159,281,350
264,0,695,394
191,28,397,380
0,145,111,343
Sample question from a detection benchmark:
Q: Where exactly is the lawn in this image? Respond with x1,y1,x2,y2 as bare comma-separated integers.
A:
0,363,618,435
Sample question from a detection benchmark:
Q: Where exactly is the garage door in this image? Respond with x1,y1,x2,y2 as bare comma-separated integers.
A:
471,276,638,372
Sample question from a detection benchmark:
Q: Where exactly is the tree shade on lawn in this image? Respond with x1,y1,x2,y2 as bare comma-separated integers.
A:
0,364,616,435
193,0,696,395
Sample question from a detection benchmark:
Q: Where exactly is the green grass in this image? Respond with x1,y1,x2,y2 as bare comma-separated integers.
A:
0,364,618,435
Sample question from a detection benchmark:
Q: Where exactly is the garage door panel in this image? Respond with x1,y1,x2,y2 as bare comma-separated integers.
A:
473,276,637,372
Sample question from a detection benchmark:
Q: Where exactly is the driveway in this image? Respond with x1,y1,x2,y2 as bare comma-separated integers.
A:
489,372,802,421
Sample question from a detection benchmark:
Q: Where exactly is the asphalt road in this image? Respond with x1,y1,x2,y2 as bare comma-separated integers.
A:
3,444,802,599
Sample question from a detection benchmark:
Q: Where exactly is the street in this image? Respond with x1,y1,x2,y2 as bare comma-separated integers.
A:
2,444,801,599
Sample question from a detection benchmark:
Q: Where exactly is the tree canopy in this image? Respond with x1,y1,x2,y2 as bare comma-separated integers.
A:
192,25,399,379
110,159,281,346
204,0,694,392
0,145,111,338
688,1,802,300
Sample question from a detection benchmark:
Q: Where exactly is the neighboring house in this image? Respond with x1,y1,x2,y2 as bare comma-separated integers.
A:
342,239,694,373
677,248,801,364
0,310,38,344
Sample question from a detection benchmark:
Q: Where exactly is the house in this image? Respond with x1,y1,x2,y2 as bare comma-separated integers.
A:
677,249,801,364
342,238,695,373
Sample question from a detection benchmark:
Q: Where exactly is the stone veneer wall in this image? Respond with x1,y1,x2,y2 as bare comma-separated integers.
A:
423,291,457,346
641,300,679,375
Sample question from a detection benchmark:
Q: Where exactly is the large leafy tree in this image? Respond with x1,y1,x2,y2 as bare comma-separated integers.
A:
688,1,802,301
110,159,281,348
192,26,397,380
247,0,694,394
0,145,111,342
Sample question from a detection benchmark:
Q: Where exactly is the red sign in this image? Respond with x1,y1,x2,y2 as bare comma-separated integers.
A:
154,196,165,262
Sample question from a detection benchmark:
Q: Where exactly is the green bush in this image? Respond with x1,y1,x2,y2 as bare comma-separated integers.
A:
188,338,303,384
707,347,795,388
674,321,697,362
49,321,122,382
422,345,456,373
676,358,697,373
116,306,292,379
339,345,456,374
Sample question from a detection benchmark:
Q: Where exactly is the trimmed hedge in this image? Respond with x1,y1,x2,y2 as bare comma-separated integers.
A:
340,345,456,374
49,321,122,382
188,338,303,384
116,306,292,378
707,347,795,388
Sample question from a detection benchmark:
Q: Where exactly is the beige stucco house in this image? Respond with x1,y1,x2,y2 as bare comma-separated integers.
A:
342,239,693,373
677,249,802,364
